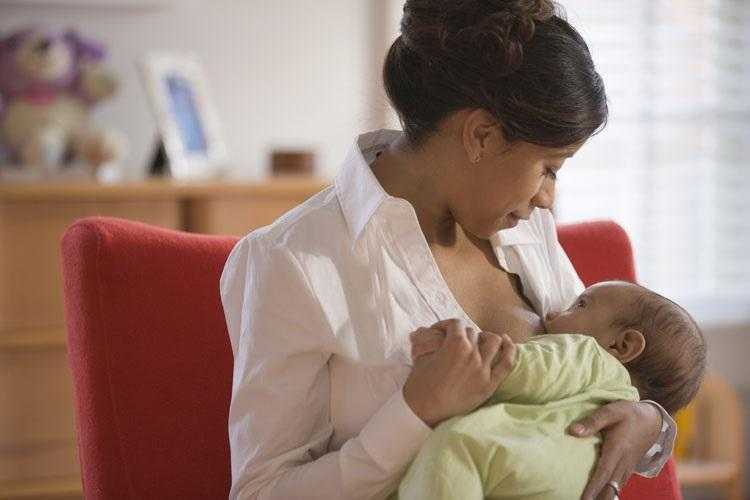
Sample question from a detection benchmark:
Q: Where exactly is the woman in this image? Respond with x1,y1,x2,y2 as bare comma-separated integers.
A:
221,1,675,499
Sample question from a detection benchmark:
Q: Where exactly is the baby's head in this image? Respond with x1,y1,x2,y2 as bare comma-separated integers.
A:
544,281,706,415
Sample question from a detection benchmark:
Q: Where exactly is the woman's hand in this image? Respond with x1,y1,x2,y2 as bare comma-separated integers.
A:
409,325,448,362
402,319,515,428
569,400,663,500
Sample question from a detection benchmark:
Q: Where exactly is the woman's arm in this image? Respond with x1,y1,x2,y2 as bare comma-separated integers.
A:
221,236,431,500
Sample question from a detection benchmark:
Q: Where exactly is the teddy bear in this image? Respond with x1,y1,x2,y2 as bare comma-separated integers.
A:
0,27,126,176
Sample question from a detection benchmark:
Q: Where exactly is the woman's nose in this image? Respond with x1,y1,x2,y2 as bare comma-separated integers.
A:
532,178,555,210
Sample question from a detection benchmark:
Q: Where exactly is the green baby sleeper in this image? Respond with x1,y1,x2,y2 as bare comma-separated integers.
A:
394,334,639,500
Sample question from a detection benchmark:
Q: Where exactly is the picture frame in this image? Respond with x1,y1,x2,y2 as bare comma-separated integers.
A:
138,52,228,180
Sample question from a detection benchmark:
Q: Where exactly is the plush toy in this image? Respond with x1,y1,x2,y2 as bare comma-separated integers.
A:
0,27,126,175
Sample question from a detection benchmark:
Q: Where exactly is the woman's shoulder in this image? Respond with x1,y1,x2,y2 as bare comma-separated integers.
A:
220,184,355,301
221,185,352,279
236,184,349,253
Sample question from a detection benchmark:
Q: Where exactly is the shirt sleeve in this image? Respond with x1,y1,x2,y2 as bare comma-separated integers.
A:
633,401,677,478
220,235,432,500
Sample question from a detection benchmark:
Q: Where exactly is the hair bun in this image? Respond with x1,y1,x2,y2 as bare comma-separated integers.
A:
401,0,557,76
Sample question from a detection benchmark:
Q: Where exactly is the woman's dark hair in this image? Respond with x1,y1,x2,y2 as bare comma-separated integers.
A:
383,0,608,149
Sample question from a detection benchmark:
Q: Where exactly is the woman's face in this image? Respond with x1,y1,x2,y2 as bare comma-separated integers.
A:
446,110,582,239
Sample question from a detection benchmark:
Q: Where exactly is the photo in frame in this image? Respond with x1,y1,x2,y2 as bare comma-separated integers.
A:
138,53,229,179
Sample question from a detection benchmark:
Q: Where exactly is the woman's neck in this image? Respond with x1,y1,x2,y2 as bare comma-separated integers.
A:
370,135,471,252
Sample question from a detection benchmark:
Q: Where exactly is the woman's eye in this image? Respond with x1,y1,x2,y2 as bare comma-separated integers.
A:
576,299,586,308
545,168,557,180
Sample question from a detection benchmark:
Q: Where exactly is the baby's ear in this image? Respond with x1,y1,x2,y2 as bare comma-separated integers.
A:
616,328,645,364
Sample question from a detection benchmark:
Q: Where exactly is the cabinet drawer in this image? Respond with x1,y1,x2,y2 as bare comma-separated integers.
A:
0,345,79,483
0,200,180,332
187,196,318,236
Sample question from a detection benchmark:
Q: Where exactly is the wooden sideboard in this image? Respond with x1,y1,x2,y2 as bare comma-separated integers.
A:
0,177,328,499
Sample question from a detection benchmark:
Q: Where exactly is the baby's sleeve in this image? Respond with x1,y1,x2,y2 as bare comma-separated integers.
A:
484,335,638,406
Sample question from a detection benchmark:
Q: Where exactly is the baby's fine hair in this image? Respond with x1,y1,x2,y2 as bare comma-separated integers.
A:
610,283,706,415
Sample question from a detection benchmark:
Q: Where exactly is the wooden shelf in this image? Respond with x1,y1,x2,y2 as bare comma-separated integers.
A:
0,476,81,500
0,176,330,202
0,326,67,351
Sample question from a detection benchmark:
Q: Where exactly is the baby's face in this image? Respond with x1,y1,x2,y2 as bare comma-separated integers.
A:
544,281,638,344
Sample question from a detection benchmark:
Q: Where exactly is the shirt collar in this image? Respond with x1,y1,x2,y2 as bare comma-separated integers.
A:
334,129,402,241
492,219,542,247
335,128,542,247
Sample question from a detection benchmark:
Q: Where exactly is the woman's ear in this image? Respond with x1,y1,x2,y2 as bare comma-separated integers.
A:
611,328,645,364
461,109,500,164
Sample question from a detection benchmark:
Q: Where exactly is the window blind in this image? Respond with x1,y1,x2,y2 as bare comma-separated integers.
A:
557,0,750,323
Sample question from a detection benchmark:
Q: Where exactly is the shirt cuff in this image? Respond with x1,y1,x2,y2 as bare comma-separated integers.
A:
634,400,677,478
358,387,433,473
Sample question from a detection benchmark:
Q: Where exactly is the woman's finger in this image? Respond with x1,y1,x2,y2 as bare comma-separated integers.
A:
569,401,624,437
581,436,621,500
478,332,502,370
409,327,440,344
489,334,516,383
409,327,444,347
430,318,466,333
411,337,443,361
465,327,479,347
432,319,469,345
593,459,635,500
605,463,635,500
464,327,483,365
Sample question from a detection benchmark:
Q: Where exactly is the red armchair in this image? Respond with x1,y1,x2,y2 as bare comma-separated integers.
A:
60,216,682,499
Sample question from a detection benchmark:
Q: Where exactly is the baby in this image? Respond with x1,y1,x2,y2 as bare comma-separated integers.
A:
393,280,707,500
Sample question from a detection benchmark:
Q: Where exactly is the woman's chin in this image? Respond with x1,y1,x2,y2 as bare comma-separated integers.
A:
496,214,519,231
467,218,513,239
505,214,520,228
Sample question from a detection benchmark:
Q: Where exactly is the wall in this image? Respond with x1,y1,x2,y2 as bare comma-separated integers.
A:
0,0,392,179
700,322,750,498
684,318,750,500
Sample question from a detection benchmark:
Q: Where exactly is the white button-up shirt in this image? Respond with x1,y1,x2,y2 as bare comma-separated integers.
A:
221,129,676,500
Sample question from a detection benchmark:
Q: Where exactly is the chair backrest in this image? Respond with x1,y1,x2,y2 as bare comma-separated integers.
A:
559,219,682,500
61,216,680,499
557,218,637,285
61,217,238,499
